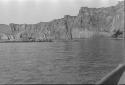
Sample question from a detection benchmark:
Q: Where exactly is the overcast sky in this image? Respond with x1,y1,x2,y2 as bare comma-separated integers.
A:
0,0,124,24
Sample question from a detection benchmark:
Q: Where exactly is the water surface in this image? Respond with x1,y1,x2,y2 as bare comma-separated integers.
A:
0,38,124,84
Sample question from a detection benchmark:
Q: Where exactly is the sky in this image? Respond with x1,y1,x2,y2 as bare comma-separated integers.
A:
0,0,124,24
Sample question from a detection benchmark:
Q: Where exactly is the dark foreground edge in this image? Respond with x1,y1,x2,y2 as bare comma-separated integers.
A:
96,64,125,85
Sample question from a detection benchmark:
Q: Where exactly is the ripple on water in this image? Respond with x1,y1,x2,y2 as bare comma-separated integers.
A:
0,39,124,84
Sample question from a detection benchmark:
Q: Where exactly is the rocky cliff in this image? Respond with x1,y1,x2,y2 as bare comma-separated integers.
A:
0,1,124,41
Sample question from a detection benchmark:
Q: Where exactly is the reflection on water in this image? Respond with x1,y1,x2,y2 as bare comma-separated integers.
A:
0,38,124,84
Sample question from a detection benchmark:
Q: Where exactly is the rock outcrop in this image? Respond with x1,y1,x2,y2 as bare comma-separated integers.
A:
0,1,124,41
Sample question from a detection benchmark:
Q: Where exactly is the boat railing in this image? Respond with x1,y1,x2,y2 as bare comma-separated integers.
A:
96,64,125,85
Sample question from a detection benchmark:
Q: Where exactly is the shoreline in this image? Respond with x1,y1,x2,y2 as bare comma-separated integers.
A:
0,37,124,43
0,40,53,43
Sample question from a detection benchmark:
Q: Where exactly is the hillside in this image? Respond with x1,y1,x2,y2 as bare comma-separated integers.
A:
0,24,11,34
0,1,124,41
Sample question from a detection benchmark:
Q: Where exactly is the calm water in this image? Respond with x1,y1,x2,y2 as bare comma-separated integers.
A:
0,38,125,84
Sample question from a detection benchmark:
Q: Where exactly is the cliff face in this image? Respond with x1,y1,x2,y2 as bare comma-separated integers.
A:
9,16,76,41
74,1,124,38
0,1,124,41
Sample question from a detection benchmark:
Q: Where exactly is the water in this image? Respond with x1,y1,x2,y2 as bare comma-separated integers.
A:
0,38,124,84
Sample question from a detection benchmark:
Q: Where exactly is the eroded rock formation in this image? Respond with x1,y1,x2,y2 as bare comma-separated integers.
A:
0,1,124,41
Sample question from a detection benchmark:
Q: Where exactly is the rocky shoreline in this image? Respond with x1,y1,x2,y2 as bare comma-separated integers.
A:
0,1,124,42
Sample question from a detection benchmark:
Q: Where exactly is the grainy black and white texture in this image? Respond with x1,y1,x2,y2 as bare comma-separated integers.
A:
0,0,124,84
